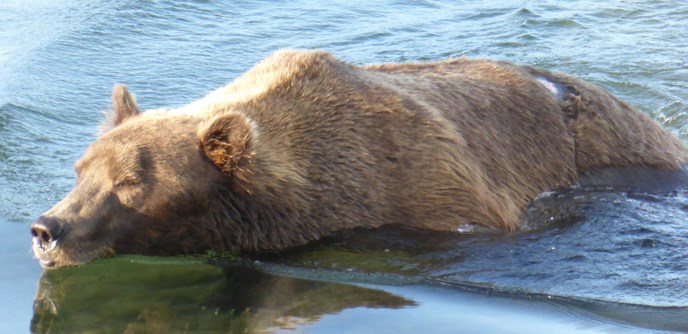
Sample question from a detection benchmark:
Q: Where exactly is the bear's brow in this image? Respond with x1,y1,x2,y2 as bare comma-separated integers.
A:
112,145,151,178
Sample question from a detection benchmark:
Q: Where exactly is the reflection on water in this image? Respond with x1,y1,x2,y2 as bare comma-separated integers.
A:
31,257,413,333
31,249,688,333
30,179,688,333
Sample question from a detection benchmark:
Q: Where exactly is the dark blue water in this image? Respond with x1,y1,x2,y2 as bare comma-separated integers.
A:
2,1,688,332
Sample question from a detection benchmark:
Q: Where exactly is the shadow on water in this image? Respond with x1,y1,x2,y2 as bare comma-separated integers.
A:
29,167,688,333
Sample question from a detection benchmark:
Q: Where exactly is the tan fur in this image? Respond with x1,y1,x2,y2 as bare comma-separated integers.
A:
103,85,140,130
31,50,688,268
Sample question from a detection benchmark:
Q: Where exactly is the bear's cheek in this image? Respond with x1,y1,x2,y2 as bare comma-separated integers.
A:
148,178,215,213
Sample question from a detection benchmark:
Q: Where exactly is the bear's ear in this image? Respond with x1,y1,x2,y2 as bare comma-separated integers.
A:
106,85,141,129
198,113,255,187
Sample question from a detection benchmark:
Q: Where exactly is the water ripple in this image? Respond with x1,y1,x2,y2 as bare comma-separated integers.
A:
2,0,688,330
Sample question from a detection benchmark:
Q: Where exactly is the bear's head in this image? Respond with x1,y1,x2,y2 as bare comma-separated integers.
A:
30,86,257,268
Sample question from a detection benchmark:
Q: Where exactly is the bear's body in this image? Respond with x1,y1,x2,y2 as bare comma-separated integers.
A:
30,50,688,268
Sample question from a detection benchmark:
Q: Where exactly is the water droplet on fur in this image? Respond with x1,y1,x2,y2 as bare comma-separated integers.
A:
456,224,476,234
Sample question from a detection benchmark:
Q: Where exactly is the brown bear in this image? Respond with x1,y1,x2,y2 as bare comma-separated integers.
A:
30,49,688,268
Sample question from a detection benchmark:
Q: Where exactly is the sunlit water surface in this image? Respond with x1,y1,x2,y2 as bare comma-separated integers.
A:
2,0,688,332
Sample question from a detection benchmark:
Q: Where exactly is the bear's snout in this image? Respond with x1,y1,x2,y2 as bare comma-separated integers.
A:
31,216,64,257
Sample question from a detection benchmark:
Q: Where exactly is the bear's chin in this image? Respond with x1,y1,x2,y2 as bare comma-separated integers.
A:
33,244,114,269
34,253,75,269
38,258,56,269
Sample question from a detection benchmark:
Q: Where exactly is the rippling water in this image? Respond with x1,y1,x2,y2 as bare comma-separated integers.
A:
2,0,688,332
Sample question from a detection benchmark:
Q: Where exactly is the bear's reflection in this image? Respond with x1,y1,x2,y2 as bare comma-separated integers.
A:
31,258,414,333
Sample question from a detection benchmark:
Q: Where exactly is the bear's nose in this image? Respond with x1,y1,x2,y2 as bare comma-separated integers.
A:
31,216,64,252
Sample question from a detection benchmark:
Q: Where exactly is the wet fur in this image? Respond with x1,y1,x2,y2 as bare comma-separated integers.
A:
33,50,688,267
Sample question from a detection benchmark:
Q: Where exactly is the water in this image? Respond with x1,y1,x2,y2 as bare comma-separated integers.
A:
2,0,688,332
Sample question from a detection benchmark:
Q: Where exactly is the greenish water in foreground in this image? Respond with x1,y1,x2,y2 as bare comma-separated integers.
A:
2,0,688,332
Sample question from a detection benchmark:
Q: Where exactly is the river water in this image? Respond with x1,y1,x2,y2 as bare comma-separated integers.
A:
1,1,688,333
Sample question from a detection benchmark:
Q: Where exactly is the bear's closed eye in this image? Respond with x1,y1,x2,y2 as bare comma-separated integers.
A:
113,177,140,188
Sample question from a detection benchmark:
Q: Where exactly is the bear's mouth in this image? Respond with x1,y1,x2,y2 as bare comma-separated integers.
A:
32,243,59,269
33,248,82,269
32,237,119,269
38,257,57,268
32,249,58,269
32,230,61,268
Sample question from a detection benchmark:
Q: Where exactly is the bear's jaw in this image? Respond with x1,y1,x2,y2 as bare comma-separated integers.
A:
36,256,56,269
32,235,117,268
33,245,117,269
32,240,58,268
31,245,68,269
